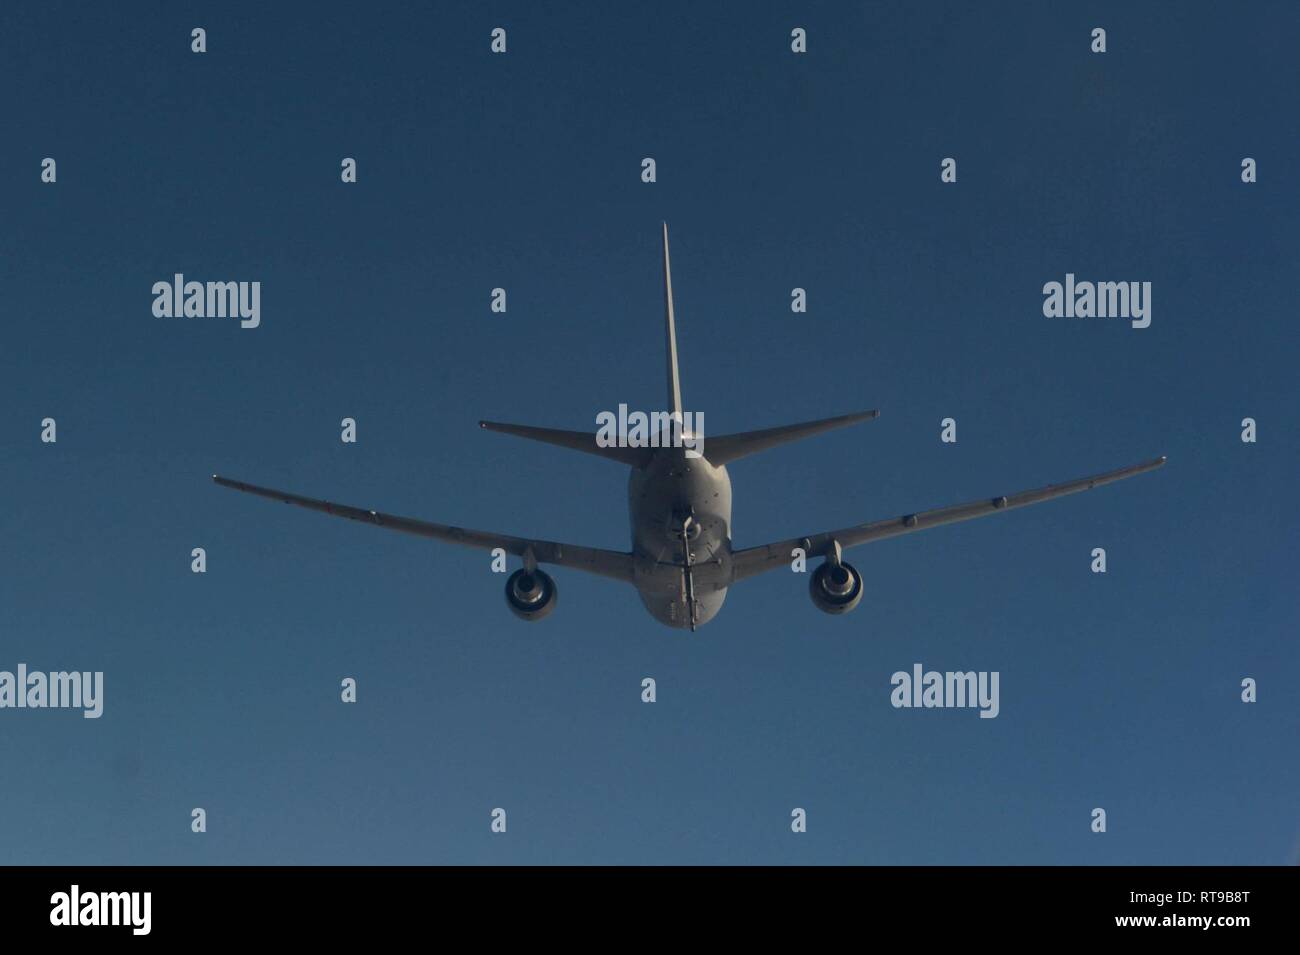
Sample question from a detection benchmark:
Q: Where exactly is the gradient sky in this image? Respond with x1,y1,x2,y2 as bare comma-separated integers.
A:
1,1,1296,865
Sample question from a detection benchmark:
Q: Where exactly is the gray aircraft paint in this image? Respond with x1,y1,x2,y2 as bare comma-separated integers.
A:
213,225,1164,630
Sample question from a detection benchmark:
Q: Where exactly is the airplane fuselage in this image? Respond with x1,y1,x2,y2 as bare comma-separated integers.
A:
628,448,733,628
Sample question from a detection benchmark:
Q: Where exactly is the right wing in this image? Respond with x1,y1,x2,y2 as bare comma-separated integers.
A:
731,456,1166,582
212,475,636,582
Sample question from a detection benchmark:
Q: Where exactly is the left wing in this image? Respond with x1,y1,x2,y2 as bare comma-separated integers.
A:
212,475,635,582
730,456,1166,582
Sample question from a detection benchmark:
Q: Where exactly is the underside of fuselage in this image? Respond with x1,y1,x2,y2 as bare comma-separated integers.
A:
629,448,733,629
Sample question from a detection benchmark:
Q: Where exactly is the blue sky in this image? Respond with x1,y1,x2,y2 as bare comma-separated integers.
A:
0,1,1296,864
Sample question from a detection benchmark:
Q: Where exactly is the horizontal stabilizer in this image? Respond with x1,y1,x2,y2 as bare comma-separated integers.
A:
480,420,653,468
703,410,879,466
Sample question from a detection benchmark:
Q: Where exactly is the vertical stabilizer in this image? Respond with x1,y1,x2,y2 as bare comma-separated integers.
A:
662,223,683,420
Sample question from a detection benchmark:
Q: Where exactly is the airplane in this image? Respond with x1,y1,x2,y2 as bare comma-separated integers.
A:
213,224,1166,631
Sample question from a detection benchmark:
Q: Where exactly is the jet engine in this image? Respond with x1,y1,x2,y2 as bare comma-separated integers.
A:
505,568,558,620
809,559,863,614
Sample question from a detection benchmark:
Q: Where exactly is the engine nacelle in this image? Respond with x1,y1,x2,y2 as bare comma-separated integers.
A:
505,568,558,621
809,560,863,615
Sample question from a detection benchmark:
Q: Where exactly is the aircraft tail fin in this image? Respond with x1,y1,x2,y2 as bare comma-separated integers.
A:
662,222,683,421
702,410,880,466
479,420,653,468
476,226,684,471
